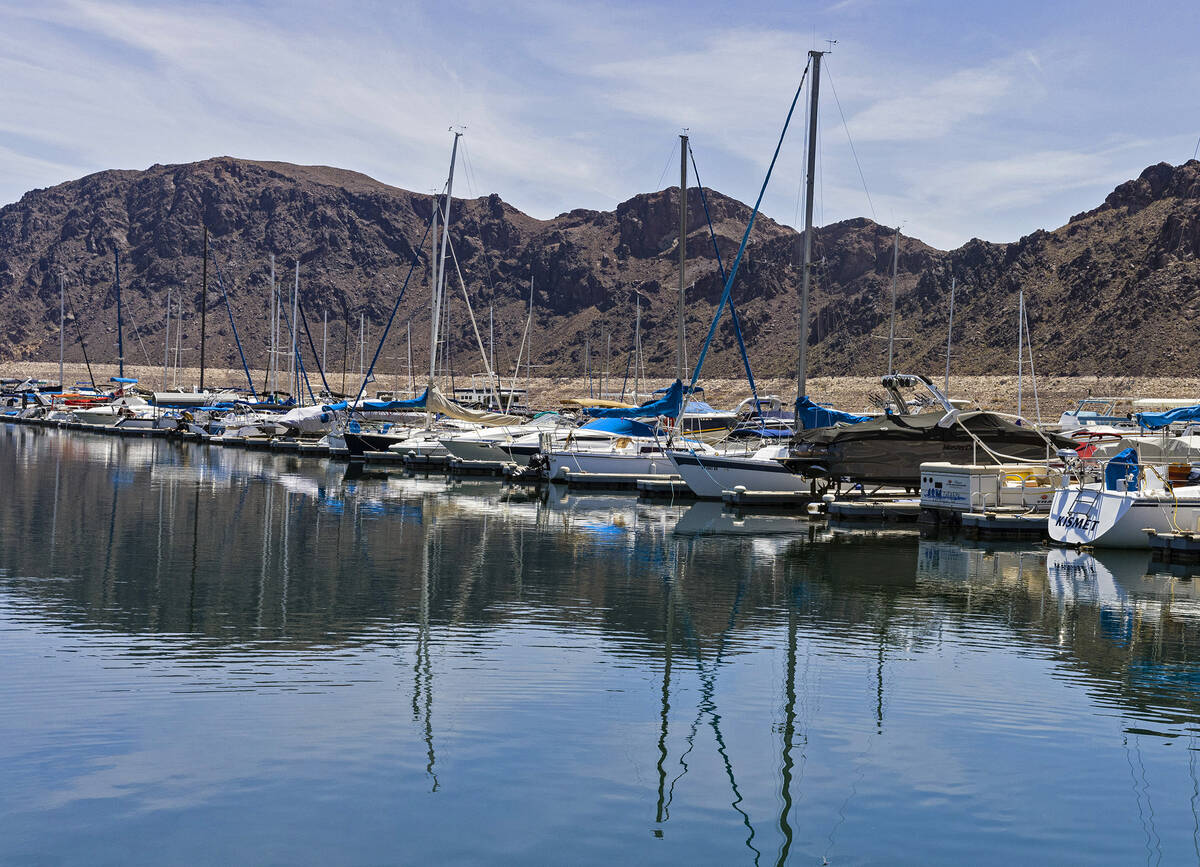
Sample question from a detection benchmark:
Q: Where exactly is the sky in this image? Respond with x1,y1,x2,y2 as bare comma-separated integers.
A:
0,0,1197,250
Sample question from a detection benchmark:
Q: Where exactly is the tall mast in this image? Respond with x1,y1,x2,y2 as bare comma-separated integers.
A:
322,308,328,380
115,249,124,378
199,227,208,391
794,50,823,420
887,226,899,375
291,260,300,404
677,133,688,383
429,132,462,394
58,275,64,391
269,253,277,395
162,286,171,391
407,320,413,392
634,293,641,403
428,195,439,389
1017,288,1024,418
359,312,364,379
944,276,956,396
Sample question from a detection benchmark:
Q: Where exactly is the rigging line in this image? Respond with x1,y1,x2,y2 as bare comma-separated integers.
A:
352,210,436,408
446,233,503,409
210,257,259,400
61,281,97,391
296,295,333,397
275,287,316,404
687,142,762,411
455,138,505,353
656,137,680,191
824,63,876,220
685,58,811,404
124,309,155,368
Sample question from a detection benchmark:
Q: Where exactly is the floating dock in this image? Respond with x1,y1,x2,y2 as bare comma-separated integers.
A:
637,477,695,499
1146,529,1200,563
829,498,922,523
561,471,680,491
448,458,510,476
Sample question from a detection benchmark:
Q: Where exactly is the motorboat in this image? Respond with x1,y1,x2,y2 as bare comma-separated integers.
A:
785,374,1072,487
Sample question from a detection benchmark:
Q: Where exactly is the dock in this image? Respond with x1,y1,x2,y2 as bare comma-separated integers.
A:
1146,529,1200,563
561,471,680,491
722,489,814,509
829,498,922,523
637,477,695,499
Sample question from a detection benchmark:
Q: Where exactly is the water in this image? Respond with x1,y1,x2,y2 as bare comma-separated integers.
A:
2,424,1200,865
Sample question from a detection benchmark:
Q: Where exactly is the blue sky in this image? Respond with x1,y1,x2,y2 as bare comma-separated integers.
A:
1,0,1196,249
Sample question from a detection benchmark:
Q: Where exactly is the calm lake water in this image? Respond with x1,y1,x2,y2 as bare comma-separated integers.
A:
2,423,1200,865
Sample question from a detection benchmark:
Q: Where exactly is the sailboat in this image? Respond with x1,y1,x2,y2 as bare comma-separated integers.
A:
666,52,833,498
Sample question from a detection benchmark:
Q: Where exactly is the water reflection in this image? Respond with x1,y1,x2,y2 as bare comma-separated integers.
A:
4,423,1200,864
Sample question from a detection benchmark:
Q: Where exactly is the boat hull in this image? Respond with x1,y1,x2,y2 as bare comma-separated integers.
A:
1048,485,1200,549
668,451,806,499
546,450,674,479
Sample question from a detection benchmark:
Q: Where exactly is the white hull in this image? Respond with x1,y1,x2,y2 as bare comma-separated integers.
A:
547,450,675,478
1048,484,1200,549
442,438,516,463
667,450,805,499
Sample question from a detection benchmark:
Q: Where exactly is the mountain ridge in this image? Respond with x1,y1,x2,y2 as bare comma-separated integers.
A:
1,156,1198,382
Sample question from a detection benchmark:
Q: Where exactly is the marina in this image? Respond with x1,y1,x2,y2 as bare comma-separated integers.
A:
4,3,1200,862
5,422,1200,864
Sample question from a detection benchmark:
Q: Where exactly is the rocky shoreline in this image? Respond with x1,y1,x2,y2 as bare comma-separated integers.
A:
8,361,1195,419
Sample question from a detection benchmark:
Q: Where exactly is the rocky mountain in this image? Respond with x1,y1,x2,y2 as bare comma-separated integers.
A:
1,156,1198,386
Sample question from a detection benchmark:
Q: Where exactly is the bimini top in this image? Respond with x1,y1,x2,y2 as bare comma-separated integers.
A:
1135,403,1200,430
577,417,657,438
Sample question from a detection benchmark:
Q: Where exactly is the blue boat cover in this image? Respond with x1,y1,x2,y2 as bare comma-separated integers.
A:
111,377,138,384
732,426,793,438
1135,404,1200,430
324,401,349,412
364,388,428,411
578,417,657,438
585,380,683,419
795,396,871,430
1104,447,1139,492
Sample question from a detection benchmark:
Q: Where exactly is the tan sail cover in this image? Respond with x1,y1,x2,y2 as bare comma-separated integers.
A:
560,398,635,409
426,387,527,426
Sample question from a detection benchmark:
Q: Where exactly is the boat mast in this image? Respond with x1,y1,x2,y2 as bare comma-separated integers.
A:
322,308,328,381
58,274,64,391
359,312,365,379
115,249,124,379
292,261,300,405
634,293,642,403
199,227,208,392
407,320,413,392
1017,288,1024,419
162,286,171,391
269,254,277,395
886,226,899,376
794,50,823,425
677,133,688,383
429,133,462,406
944,276,956,396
